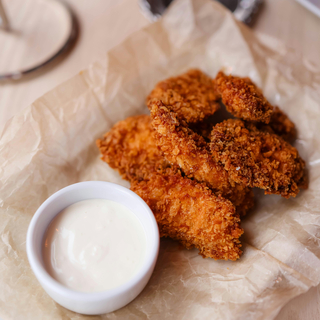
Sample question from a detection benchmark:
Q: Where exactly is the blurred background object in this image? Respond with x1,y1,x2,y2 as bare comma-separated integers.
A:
0,0,77,80
294,0,320,18
0,0,10,31
140,0,263,25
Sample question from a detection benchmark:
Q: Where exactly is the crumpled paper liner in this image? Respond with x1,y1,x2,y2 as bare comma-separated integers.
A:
1,0,320,319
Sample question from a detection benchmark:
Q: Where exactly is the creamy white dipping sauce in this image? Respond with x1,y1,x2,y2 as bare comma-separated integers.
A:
42,199,146,293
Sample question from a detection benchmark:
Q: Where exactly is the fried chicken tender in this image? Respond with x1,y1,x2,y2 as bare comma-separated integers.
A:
147,69,220,123
96,115,170,181
210,119,306,198
131,171,243,260
149,99,254,214
215,71,273,123
255,106,297,143
150,99,230,190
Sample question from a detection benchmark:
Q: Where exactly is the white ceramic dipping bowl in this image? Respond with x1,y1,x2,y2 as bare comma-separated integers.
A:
26,181,159,315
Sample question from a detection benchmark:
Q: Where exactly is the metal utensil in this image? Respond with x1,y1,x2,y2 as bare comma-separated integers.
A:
140,0,263,25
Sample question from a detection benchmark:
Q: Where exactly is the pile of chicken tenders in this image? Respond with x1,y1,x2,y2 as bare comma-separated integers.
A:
96,69,307,261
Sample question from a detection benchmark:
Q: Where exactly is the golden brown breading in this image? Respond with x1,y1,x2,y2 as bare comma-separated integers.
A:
190,118,216,142
96,115,171,181
236,188,255,217
149,99,254,214
131,172,243,260
192,105,296,144
297,169,309,189
210,119,306,198
254,106,296,143
147,69,220,123
150,99,230,191
215,71,273,123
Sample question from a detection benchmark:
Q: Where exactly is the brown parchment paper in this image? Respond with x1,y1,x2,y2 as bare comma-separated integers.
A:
1,0,320,319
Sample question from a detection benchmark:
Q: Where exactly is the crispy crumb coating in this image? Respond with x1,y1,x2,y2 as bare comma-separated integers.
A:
190,118,216,142
147,69,220,123
192,104,296,145
150,99,230,191
193,106,296,144
297,169,309,190
131,172,243,260
149,99,254,214
255,106,297,143
210,119,306,198
215,71,273,123
96,115,171,181
236,188,255,217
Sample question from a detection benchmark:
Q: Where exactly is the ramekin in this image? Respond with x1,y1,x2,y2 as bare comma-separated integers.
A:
26,181,159,315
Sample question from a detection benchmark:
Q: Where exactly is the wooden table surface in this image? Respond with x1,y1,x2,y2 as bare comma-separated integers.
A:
1,0,320,319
